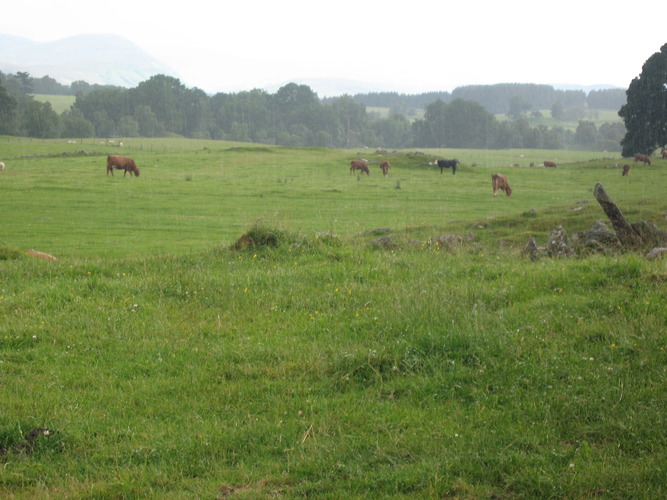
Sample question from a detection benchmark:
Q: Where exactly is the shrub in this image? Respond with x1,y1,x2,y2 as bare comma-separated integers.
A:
230,223,290,250
0,247,21,260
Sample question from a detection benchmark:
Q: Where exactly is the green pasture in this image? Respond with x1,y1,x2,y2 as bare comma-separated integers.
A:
1,137,666,498
1,136,658,261
30,95,76,114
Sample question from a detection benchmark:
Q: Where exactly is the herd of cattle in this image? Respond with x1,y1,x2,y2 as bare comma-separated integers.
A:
349,157,516,196
348,150,667,197
3,148,666,199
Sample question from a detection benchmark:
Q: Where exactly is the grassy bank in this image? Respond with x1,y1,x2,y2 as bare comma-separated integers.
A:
1,240,666,498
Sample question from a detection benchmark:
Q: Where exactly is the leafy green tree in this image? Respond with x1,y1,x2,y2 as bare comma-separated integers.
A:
598,122,626,152
447,99,496,147
575,120,599,148
210,89,271,142
16,71,33,94
91,110,116,137
551,101,565,120
619,43,667,156
507,95,531,120
118,115,140,137
372,115,411,148
74,88,128,125
415,99,448,147
60,108,94,137
130,75,190,135
21,100,59,138
0,83,18,134
414,99,496,148
330,95,367,147
134,105,164,137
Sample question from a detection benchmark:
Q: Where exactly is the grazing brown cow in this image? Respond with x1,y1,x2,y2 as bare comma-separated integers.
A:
380,161,391,177
543,161,557,168
662,149,667,159
350,160,370,175
634,153,651,165
492,173,512,197
107,154,140,177
622,164,630,176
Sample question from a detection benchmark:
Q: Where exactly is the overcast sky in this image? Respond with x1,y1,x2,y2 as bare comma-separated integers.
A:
2,1,664,95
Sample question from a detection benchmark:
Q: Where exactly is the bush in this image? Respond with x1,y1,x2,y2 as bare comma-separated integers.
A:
230,223,290,250
0,247,21,260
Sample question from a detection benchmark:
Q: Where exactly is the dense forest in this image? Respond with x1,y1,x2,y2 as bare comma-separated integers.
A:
0,71,627,151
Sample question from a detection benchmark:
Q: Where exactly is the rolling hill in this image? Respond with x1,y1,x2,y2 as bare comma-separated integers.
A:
0,33,175,88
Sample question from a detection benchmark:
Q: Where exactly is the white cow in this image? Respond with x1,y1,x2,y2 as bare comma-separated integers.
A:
0,161,5,171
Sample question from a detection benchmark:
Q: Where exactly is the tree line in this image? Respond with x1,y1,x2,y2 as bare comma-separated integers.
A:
0,71,627,151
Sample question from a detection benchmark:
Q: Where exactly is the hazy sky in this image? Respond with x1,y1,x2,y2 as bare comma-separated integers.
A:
2,1,664,95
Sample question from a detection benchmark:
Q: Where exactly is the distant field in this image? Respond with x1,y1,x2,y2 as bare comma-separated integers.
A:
0,136,661,260
30,94,76,113
367,104,621,133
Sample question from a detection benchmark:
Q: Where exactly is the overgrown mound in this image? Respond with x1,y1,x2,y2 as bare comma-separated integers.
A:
0,247,22,260
230,223,289,250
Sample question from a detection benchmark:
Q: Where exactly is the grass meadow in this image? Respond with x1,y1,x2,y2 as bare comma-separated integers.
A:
1,136,666,498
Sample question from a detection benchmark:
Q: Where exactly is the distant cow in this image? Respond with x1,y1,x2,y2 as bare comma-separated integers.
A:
0,161,5,171
437,159,459,174
634,153,651,165
662,149,667,159
543,161,557,168
492,173,512,197
107,155,140,177
622,164,630,176
350,160,370,175
380,161,391,177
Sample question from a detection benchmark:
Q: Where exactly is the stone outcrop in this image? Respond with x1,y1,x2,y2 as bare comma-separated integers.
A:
523,184,667,260
571,220,622,253
546,225,574,258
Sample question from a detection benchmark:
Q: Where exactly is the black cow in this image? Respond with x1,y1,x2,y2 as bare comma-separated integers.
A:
437,159,459,174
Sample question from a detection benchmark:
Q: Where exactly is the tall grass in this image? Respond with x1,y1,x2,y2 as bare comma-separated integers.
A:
1,137,666,498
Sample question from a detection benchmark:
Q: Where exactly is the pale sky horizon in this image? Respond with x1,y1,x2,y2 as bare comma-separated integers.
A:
2,1,665,95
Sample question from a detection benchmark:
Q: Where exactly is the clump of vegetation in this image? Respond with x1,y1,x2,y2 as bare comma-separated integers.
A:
0,247,21,260
230,222,291,250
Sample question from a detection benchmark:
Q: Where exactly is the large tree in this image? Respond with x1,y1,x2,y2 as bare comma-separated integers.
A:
619,43,667,156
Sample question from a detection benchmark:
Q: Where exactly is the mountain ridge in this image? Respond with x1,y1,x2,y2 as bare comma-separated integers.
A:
0,33,176,88
0,33,625,96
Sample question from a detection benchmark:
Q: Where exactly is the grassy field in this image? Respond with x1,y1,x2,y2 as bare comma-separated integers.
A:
0,136,649,260
30,95,76,114
1,137,666,498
